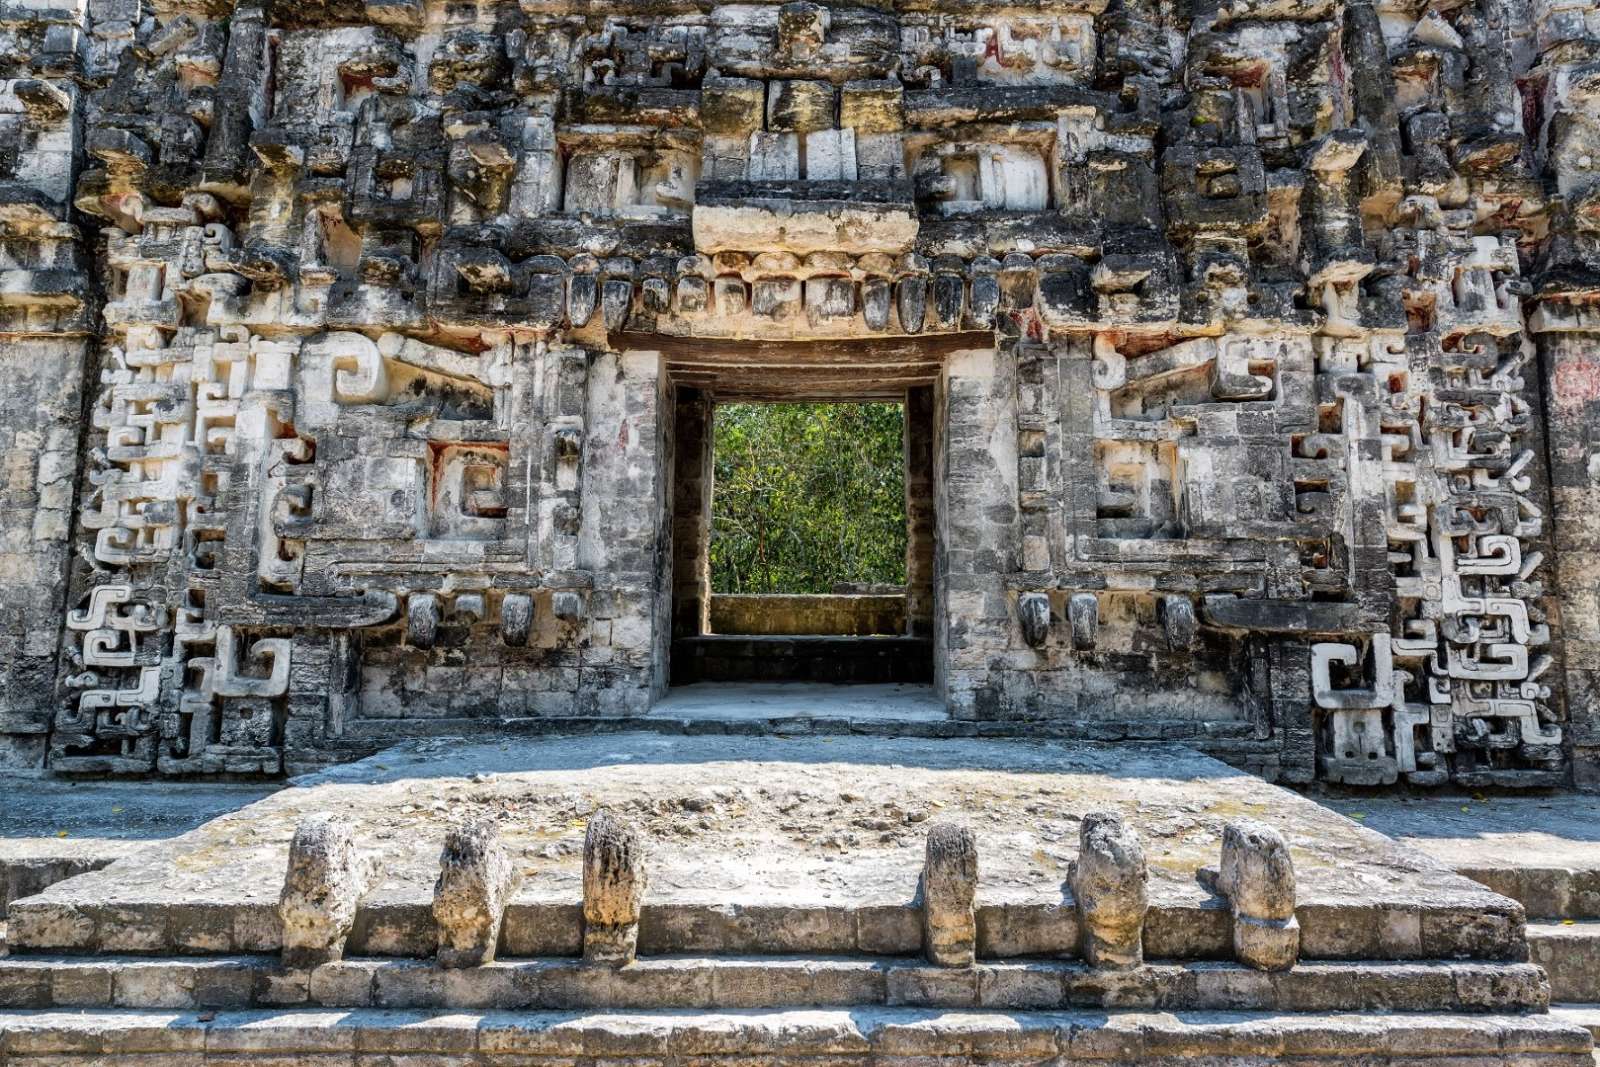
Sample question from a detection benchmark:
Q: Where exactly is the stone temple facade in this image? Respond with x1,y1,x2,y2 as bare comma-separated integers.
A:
1,0,1598,790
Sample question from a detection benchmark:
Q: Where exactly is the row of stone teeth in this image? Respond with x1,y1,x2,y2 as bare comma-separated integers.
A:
279,809,1298,973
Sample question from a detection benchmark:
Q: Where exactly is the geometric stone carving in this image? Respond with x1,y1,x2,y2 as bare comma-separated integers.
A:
0,0,1591,797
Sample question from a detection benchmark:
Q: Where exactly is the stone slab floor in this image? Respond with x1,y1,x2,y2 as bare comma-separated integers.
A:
1328,792,1600,881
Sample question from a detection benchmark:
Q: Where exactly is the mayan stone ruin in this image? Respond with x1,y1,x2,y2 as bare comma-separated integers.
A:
2,0,1600,792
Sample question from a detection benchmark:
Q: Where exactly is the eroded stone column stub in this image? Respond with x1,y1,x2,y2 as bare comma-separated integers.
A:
1070,811,1148,970
583,809,647,967
1216,817,1300,971
278,814,373,969
433,817,522,968
922,822,978,966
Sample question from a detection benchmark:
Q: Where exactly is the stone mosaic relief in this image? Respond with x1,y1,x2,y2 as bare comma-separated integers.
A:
0,0,1593,787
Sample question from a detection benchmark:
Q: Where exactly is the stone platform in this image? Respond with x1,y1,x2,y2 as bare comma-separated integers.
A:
7,735,1522,962
1336,794,1600,1006
2,734,1589,1063
0,779,278,913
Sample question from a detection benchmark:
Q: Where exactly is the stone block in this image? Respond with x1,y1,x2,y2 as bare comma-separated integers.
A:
279,814,373,969
1215,818,1300,971
922,822,977,967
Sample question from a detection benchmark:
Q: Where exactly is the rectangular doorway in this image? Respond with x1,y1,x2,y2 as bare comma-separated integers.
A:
668,389,936,688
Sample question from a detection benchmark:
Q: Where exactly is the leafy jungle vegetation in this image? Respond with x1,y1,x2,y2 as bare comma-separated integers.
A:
710,402,908,594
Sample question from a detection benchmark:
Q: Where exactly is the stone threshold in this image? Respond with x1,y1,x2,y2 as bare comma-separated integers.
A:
0,1006,1591,1065
0,955,1552,1015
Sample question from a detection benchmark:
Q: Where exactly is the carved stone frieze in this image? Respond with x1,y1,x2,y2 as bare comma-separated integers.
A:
0,0,1591,789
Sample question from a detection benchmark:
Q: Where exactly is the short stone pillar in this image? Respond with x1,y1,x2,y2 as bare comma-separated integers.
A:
1217,818,1299,971
583,809,647,966
922,823,977,966
279,814,372,969
433,818,521,968
1070,811,1147,969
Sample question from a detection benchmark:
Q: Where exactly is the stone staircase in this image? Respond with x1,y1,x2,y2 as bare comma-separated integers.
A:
2,737,1595,1065
1443,853,1600,1055
1445,858,1600,1005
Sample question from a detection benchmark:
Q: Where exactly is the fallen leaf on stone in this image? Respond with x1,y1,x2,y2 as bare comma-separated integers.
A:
1347,813,1365,821
56,830,69,837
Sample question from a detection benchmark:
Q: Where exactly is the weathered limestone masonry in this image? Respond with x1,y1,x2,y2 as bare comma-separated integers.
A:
1,0,1598,789
0,1,94,768
0,735,1594,1063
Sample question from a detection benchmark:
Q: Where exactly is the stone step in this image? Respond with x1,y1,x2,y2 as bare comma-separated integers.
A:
4,889,1529,963
0,1005,1590,1066
0,955,1552,1014
671,635,935,685
1533,924,1600,1002
2,849,129,914
334,710,1266,750
1551,1005,1600,1040
1459,867,1600,922
1341,798,1600,923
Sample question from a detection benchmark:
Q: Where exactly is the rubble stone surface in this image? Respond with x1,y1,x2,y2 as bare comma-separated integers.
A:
0,0,1592,793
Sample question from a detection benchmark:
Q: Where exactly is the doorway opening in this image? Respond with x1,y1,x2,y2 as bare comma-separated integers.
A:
668,388,936,688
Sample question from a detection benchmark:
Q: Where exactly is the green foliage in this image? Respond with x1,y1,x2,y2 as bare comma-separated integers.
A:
710,402,907,594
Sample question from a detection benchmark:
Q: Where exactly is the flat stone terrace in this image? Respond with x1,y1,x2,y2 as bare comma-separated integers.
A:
0,780,278,912
7,735,1523,962
1332,793,1600,920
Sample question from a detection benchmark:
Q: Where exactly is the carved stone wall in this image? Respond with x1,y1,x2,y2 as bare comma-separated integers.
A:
0,0,1595,787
